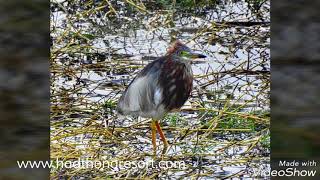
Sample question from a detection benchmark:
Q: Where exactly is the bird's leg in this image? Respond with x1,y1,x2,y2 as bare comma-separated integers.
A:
155,120,169,155
150,119,157,156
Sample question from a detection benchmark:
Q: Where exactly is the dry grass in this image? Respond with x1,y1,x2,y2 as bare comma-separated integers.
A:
50,0,270,178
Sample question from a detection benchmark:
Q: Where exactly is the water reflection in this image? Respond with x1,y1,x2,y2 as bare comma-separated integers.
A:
51,0,270,178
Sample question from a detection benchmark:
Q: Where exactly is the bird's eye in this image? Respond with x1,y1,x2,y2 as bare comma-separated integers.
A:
181,51,189,57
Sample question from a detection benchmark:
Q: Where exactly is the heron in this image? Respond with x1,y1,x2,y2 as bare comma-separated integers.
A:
117,40,206,156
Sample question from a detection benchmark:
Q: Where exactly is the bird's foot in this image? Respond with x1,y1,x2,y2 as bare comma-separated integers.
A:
161,142,169,156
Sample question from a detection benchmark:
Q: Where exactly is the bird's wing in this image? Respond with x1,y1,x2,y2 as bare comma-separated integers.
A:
117,59,163,116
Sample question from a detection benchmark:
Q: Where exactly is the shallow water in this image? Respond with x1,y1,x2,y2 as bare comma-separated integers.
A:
50,0,270,178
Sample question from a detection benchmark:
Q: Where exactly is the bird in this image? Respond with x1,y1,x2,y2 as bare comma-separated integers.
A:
117,40,206,156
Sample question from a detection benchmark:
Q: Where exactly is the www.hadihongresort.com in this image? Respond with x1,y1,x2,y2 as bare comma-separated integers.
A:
17,158,187,170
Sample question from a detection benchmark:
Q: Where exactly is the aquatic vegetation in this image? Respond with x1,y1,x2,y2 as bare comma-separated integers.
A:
50,0,270,178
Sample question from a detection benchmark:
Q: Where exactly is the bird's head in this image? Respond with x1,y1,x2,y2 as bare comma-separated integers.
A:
166,40,206,61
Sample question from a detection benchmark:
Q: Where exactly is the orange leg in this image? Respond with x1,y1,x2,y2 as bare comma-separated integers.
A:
155,120,169,155
150,120,157,156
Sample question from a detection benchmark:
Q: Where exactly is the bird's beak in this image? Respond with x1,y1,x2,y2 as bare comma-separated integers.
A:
190,53,206,59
